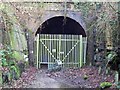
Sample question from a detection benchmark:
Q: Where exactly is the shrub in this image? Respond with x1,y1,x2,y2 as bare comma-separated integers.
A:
100,82,112,89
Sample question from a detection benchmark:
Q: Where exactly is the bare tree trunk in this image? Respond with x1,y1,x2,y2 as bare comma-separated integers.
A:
24,29,34,67
118,2,120,48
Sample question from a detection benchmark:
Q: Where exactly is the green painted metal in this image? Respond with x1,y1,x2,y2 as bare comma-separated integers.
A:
36,34,39,69
36,34,87,69
80,35,83,67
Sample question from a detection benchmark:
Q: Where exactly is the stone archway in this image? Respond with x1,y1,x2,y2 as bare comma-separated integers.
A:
36,16,86,37
34,11,86,36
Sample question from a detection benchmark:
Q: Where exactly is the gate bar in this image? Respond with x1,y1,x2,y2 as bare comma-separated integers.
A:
83,37,87,65
80,35,83,67
36,34,39,69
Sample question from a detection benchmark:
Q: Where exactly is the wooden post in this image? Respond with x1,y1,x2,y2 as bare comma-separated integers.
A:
36,34,39,69
80,35,83,67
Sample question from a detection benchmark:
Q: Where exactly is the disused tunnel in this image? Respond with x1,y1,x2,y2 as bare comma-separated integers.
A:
36,16,86,36
35,16,87,69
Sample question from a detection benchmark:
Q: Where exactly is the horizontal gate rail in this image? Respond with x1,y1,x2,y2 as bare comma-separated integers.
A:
40,39,81,42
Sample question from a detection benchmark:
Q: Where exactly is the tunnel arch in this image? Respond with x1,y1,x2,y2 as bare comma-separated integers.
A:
36,16,86,37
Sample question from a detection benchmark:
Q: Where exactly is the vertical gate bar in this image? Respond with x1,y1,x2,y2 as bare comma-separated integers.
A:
65,35,68,67
49,35,50,67
40,35,42,68
50,35,54,66
72,35,74,67
55,34,57,62
43,34,44,64
42,34,44,64
43,34,48,67
67,35,69,67
71,35,73,67
64,35,66,67
65,35,67,67
67,35,68,67
38,34,40,68
39,34,40,68
46,35,48,67
52,34,56,62
69,35,70,67
63,35,65,67
43,34,45,64
71,35,72,67
41,34,45,63
71,35,75,67
75,35,80,67
82,40,84,65
61,35,63,67
73,35,75,67
73,35,74,67
83,37,87,65
55,35,57,65
76,35,78,67
74,35,77,67
83,38,84,65
57,35,59,59
36,34,39,69
47,34,49,68
46,35,48,69
54,35,56,61
62,35,63,67
40,35,42,66
68,35,69,67
56,35,58,61
69,35,71,67
70,35,71,67
80,35,83,67
52,35,54,59
47,34,52,68
59,35,61,61
50,35,54,62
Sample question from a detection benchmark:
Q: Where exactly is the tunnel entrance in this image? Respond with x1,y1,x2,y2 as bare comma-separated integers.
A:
35,16,87,69
36,16,86,36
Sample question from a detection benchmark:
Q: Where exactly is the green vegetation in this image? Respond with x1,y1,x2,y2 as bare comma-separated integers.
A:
100,82,112,89
0,47,21,84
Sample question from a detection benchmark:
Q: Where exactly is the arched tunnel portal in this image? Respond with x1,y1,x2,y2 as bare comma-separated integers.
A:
36,16,86,36
35,16,87,69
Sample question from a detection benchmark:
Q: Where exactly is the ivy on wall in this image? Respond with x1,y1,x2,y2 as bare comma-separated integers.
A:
1,3,27,61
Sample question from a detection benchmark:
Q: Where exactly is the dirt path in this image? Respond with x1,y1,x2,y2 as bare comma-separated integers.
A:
25,69,73,88
2,66,116,88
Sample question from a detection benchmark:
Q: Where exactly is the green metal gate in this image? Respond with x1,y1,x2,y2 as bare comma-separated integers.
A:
35,34,87,69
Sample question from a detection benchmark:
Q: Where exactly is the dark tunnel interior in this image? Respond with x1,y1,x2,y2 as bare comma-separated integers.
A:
36,16,86,37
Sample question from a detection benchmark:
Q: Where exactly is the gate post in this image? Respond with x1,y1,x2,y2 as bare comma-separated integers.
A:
36,34,39,69
80,35,83,67
83,37,87,65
